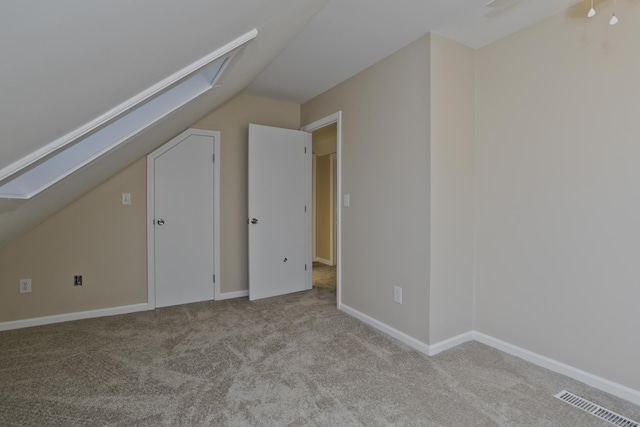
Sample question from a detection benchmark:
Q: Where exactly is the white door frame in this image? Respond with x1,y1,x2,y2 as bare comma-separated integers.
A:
330,152,336,266
301,112,342,309
312,153,317,262
146,128,221,308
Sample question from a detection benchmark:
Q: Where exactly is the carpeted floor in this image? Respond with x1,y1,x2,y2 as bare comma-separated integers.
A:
312,262,336,290
1,288,639,426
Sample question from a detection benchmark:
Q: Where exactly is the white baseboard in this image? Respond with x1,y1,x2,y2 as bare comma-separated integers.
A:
338,305,640,405
315,257,333,266
340,304,430,354
428,332,475,356
217,290,249,301
473,332,640,406
0,303,150,331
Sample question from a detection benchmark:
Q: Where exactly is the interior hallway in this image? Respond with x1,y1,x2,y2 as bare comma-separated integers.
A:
312,262,336,290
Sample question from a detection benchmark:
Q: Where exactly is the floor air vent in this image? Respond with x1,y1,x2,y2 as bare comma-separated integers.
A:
555,391,638,427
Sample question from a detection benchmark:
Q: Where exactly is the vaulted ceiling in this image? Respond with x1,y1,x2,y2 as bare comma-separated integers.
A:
0,0,582,246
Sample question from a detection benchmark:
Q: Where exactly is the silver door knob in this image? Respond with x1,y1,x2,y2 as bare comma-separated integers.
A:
157,219,165,225
251,218,258,224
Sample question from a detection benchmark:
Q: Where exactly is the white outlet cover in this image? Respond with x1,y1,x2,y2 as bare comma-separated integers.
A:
19,278,32,293
121,192,131,205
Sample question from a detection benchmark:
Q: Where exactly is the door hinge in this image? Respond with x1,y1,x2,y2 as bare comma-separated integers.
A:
213,274,215,283
212,154,215,162
305,264,307,271
304,205,307,213
304,147,307,154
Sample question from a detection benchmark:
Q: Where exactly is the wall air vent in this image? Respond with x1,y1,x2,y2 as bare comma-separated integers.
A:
555,391,638,427
0,29,257,200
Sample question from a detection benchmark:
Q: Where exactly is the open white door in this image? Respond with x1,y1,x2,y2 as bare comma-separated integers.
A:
248,124,311,301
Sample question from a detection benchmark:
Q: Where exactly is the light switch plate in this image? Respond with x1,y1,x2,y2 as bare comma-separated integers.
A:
393,286,403,304
121,193,131,205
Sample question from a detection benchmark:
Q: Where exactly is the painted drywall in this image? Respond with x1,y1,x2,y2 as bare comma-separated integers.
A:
315,154,332,262
312,124,337,156
0,95,299,322
475,2,640,391
0,158,147,322
428,34,476,344
0,0,328,250
192,95,301,293
302,35,431,343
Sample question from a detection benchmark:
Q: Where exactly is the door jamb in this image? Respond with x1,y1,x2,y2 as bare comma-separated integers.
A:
301,112,342,309
146,128,221,309
312,153,317,262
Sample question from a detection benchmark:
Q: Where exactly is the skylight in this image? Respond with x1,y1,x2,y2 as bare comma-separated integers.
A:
0,29,257,199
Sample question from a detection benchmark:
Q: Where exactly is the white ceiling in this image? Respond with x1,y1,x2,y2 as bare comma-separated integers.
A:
0,0,583,246
246,0,582,103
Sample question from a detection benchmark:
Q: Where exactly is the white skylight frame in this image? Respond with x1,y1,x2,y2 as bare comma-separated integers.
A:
0,29,257,199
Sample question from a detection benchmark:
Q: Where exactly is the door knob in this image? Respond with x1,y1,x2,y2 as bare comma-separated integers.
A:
251,218,258,224
157,219,165,225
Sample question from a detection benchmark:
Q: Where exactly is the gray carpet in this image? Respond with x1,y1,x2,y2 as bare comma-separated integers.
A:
1,288,639,426
312,262,336,290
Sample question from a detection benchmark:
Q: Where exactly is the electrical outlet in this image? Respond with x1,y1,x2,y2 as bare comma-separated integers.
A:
19,279,32,294
393,286,403,304
74,275,83,286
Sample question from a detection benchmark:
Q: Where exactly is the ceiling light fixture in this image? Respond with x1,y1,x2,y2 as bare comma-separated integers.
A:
587,0,620,25
609,0,619,25
588,0,596,17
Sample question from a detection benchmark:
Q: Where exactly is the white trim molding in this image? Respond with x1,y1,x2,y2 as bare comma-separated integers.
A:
0,31,256,200
0,303,150,332
338,305,640,405
340,304,431,355
429,332,475,356
472,332,640,406
301,111,342,308
0,30,257,190
217,290,249,301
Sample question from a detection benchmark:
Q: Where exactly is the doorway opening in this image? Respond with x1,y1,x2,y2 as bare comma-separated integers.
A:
302,112,342,308
311,125,337,290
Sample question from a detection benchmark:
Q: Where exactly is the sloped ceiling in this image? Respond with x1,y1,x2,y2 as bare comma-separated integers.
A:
0,0,329,246
0,0,582,246
246,0,582,103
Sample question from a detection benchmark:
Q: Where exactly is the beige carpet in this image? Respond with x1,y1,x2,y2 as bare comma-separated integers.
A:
1,288,639,426
312,262,336,290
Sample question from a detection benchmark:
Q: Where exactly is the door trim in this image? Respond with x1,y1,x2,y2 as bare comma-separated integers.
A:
312,153,317,262
146,128,221,309
301,112,342,309
329,152,336,266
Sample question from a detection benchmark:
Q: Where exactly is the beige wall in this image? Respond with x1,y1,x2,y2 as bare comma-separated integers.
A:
302,35,431,343
0,158,147,322
0,95,300,323
475,2,640,390
193,95,301,293
315,154,332,261
428,34,476,344
3,4,634,397
312,124,337,156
